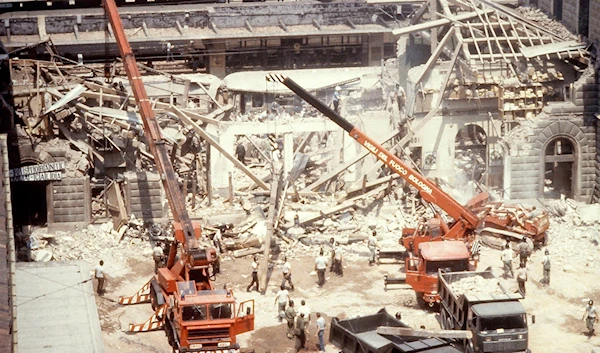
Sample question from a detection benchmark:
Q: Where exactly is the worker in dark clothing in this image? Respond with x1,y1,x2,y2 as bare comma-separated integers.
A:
516,263,528,297
295,312,306,352
95,260,105,295
583,300,598,335
246,255,260,292
236,143,246,165
518,238,530,267
285,300,296,339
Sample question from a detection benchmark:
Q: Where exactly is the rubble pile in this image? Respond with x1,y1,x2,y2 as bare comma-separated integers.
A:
516,7,578,41
541,198,600,271
449,276,505,297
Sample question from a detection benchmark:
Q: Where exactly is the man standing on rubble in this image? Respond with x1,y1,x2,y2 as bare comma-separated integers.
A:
315,249,328,287
166,42,174,62
583,300,597,335
247,255,260,292
332,86,341,113
501,243,514,278
518,238,530,267
540,249,551,286
281,256,294,290
368,230,380,266
236,142,246,165
516,263,528,297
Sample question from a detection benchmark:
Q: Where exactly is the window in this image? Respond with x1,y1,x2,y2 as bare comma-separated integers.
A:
210,303,234,319
425,259,469,274
182,305,207,321
479,314,527,331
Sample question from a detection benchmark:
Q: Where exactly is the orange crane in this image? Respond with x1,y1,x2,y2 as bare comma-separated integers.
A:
103,0,254,351
266,73,484,306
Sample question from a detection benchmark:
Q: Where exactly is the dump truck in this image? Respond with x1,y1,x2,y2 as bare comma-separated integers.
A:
103,0,255,351
438,270,529,353
330,308,464,353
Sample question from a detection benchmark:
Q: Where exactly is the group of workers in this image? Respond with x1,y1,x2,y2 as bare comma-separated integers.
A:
500,238,551,297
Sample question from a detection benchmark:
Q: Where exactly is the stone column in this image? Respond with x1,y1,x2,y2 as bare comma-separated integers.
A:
206,42,227,79
206,124,234,189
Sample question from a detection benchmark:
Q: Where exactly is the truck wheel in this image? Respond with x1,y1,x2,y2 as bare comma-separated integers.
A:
415,292,426,308
440,309,447,329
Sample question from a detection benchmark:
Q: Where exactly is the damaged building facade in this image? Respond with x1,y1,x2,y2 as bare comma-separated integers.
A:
397,0,599,202
0,0,599,235
0,1,405,232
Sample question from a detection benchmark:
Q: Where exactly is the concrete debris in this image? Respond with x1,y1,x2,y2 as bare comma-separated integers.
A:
449,276,505,297
515,7,578,41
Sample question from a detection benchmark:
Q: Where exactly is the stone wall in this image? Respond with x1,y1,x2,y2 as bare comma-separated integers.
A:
48,177,92,224
124,172,165,222
562,0,581,33
590,0,600,43
508,72,598,201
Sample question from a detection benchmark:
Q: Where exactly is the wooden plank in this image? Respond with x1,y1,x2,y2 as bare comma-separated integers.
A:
392,10,492,36
377,326,473,339
434,43,462,108
297,184,387,226
412,27,456,86
519,40,585,58
337,174,401,203
301,130,400,192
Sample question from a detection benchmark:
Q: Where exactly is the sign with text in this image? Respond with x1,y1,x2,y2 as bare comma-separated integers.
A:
9,161,65,182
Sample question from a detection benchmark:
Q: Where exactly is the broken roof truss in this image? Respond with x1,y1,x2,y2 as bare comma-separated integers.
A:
396,0,589,84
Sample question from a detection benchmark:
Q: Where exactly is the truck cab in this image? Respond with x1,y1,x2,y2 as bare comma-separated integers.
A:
166,281,255,352
405,241,474,306
467,302,528,353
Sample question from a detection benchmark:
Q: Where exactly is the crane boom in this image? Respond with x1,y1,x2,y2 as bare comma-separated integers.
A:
265,73,480,231
103,0,198,253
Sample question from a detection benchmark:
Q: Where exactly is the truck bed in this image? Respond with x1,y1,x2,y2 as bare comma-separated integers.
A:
329,308,464,353
440,270,522,305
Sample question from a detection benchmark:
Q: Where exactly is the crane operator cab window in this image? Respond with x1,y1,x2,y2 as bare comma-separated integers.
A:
182,304,207,321
210,303,234,319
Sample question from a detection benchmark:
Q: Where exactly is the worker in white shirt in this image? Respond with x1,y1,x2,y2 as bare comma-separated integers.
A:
281,256,294,290
516,263,528,297
501,243,514,279
246,255,260,292
95,260,105,295
315,249,328,287
153,242,164,274
315,312,326,352
368,230,380,266
297,299,311,326
275,285,290,322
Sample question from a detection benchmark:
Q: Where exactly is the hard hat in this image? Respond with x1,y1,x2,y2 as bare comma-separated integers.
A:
335,86,341,91
545,249,549,255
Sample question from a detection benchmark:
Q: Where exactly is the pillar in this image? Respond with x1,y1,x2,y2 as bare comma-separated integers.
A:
207,124,234,189
206,42,227,79
367,33,384,66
